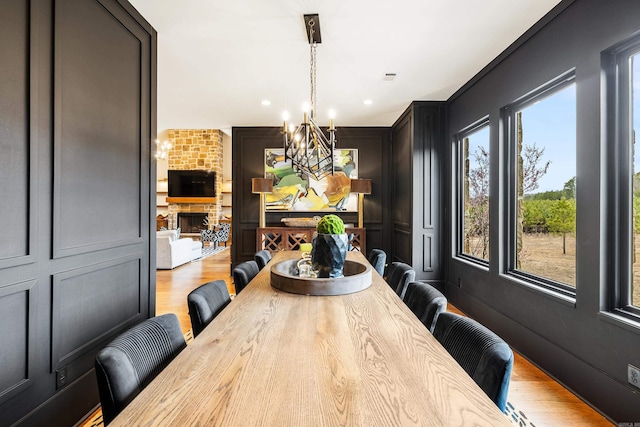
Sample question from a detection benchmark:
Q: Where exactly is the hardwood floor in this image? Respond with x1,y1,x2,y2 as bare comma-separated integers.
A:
80,247,612,426
155,246,234,335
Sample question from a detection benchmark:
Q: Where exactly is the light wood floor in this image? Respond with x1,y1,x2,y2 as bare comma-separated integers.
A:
80,247,612,426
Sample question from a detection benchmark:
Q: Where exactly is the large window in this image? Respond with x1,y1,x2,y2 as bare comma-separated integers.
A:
456,121,490,263
610,35,640,313
504,72,576,294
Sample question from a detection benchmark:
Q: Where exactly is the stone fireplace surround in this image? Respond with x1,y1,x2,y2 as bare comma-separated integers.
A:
165,129,223,231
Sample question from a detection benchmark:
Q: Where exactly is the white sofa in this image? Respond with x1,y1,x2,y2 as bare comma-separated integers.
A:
156,230,203,269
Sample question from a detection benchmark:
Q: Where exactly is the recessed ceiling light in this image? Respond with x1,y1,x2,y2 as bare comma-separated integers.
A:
261,100,271,106
363,99,373,105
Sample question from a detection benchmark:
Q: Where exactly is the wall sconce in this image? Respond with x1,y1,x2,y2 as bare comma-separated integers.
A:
252,178,273,228
350,179,371,228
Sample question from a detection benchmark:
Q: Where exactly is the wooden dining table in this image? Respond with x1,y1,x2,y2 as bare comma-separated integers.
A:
111,251,511,426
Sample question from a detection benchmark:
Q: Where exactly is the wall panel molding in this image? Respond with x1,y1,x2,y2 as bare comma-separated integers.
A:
0,280,36,405
52,0,144,258
0,0,35,269
51,256,142,374
422,234,434,272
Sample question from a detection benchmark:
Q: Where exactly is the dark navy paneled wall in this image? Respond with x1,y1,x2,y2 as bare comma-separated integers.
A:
0,0,156,425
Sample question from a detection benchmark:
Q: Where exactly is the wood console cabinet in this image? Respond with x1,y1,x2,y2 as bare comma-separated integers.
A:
257,227,366,254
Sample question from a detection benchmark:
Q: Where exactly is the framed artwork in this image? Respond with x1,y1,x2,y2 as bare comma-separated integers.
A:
264,148,358,211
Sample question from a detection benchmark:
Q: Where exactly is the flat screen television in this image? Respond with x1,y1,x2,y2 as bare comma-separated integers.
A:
168,170,216,197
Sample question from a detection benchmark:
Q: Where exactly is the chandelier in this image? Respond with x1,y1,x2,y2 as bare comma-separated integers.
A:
282,14,336,181
155,139,172,159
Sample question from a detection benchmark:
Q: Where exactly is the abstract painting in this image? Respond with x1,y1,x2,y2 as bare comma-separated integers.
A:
264,148,358,211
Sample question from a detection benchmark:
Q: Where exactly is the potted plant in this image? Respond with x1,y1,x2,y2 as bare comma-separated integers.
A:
311,214,349,278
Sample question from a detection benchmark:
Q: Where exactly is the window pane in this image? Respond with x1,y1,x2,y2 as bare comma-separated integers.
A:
462,126,490,261
515,83,576,286
632,53,640,307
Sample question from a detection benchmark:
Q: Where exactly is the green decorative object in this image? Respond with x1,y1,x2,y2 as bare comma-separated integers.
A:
312,215,348,278
316,214,345,235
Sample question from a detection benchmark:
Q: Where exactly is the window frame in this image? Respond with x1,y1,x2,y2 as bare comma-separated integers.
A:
501,70,577,298
454,117,491,267
605,32,640,318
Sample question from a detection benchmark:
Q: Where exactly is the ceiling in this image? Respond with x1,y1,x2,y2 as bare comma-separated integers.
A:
128,0,562,133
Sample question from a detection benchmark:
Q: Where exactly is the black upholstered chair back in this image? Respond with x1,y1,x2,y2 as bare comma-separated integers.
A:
385,262,415,299
367,249,386,277
187,280,231,337
402,281,447,333
232,260,260,294
433,312,513,412
254,250,272,270
94,313,186,424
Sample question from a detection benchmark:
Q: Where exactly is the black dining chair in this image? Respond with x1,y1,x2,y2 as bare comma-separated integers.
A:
94,313,186,425
402,281,447,333
187,280,231,337
433,312,513,412
232,260,260,294
254,250,272,270
367,248,386,277
385,262,415,299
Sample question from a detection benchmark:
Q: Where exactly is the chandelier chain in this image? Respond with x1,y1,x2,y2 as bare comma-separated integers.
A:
310,42,317,119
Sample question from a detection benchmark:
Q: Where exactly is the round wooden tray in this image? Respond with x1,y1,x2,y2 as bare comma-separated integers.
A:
270,259,372,296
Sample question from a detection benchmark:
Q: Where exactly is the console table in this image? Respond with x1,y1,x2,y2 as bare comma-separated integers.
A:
257,227,366,254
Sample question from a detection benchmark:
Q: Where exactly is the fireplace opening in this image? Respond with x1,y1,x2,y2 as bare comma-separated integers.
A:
177,213,209,233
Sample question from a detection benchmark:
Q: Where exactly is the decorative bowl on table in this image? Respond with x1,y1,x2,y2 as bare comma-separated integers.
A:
281,216,321,228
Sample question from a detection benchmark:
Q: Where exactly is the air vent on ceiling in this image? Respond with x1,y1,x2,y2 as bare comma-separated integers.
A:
383,73,397,81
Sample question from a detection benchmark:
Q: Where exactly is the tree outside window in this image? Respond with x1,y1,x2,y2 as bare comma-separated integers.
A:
461,125,490,262
511,80,577,289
